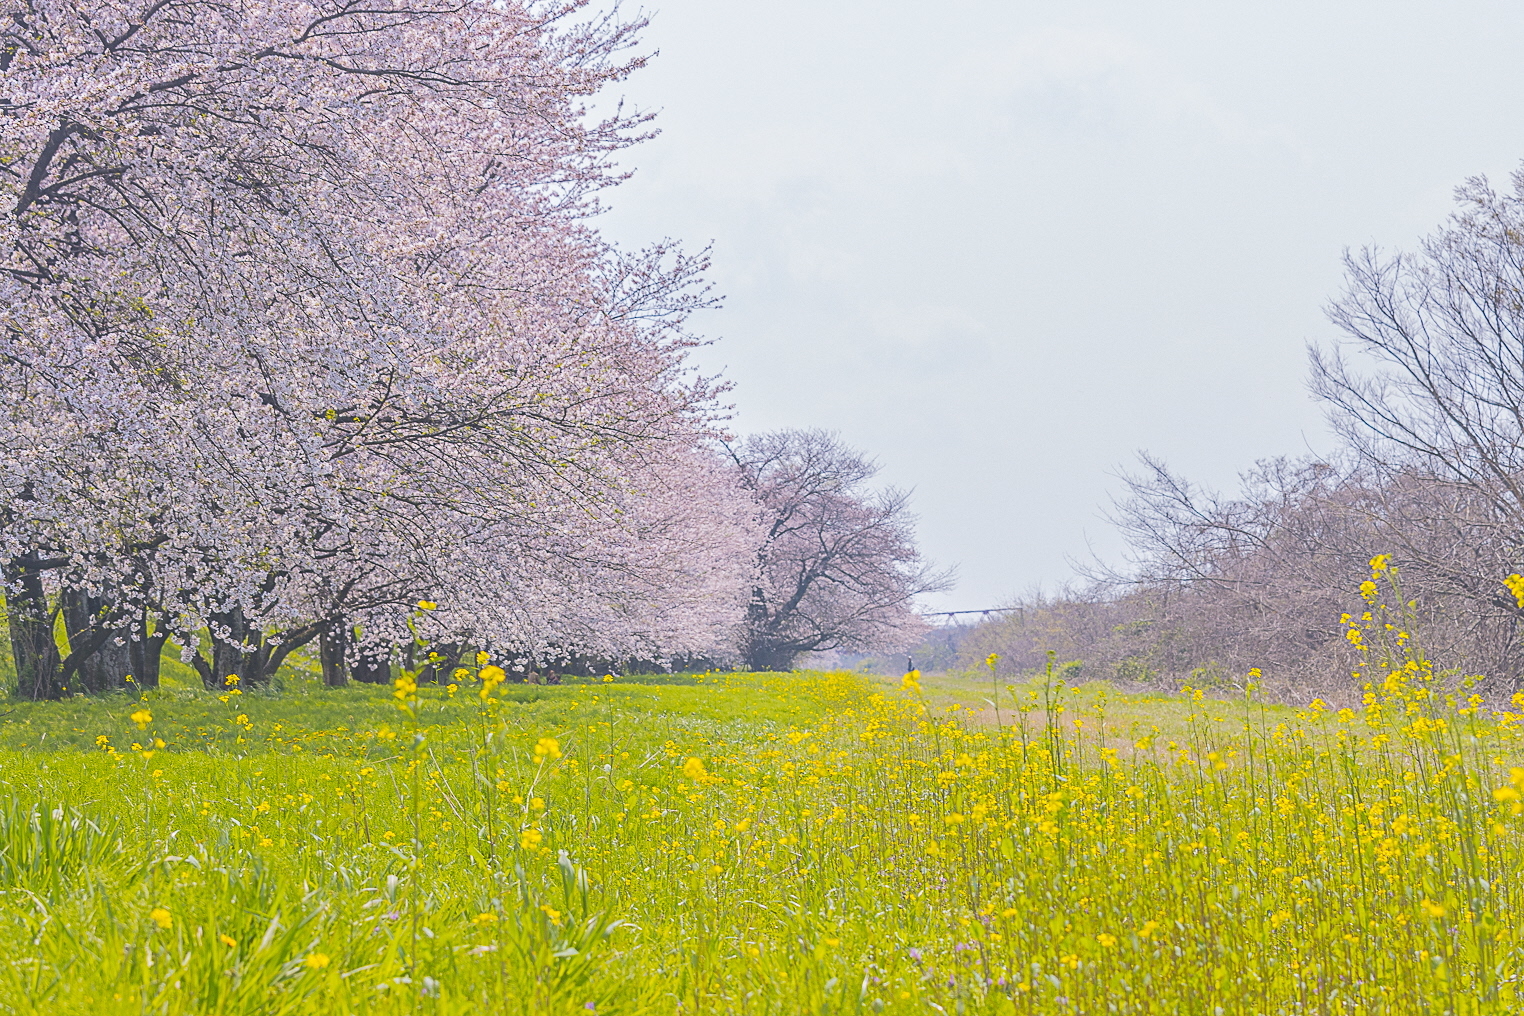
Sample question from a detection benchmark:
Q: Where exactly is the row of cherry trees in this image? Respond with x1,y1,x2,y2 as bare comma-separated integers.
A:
0,1,933,697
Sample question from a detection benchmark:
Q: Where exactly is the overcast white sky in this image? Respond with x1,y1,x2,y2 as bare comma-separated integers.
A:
594,0,1524,611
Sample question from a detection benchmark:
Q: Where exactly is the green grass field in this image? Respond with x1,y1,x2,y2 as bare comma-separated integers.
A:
0,635,1519,1015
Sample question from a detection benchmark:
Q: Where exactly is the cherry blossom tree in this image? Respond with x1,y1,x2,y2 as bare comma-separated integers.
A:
0,1,753,695
727,429,949,672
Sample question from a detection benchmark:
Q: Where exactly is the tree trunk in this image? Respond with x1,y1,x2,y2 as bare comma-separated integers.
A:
320,619,349,687
352,638,391,683
60,587,133,694
254,623,322,685
206,607,256,690
742,642,800,673
418,643,463,684
128,607,167,690
5,555,62,699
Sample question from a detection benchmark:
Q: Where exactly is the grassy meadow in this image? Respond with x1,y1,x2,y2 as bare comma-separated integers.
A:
1,587,1523,1013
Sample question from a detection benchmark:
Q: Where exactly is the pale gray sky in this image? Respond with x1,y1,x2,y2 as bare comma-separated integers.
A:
595,0,1524,610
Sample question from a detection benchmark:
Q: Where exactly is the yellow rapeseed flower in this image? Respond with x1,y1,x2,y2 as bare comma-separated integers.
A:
534,737,562,761
520,827,543,849
149,908,171,929
1370,554,1390,573
1506,574,1524,609
416,600,437,610
303,953,330,970
901,670,921,691
1421,899,1446,918
218,933,237,948
1097,933,1117,948
471,912,498,926
682,757,709,781
130,709,152,730
480,665,506,701
392,675,418,712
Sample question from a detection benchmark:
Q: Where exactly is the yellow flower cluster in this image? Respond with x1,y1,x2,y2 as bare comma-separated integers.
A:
479,665,506,700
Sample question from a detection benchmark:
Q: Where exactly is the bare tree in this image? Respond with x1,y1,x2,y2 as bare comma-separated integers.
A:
1311,169,1524,682
959,168,1524,700
728,430,950,671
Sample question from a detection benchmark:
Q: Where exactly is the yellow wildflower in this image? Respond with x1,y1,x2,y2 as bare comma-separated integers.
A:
149,908,171,929
1506,574,1524,609
901,670,921,691
416,600,437,610
682,757,708,781
534,737,562,761
480,665,506,700
303,953,330,970
392,675,417,710
218,933,237,948
130,709,152,730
